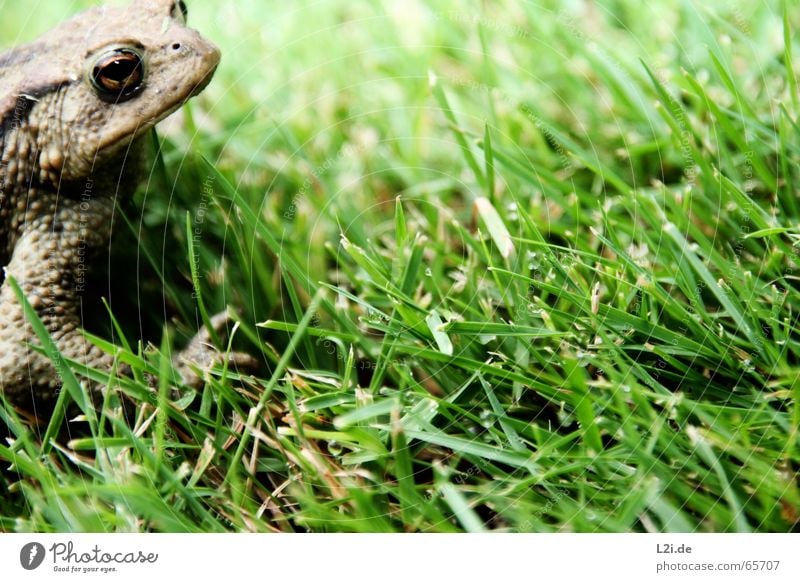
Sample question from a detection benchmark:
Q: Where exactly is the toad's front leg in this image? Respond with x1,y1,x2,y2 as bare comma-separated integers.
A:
175,311,260,389
0,195,116,406
0,194,258,408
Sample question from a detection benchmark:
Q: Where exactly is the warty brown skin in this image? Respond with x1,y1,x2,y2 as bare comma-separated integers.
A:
0,0,222,405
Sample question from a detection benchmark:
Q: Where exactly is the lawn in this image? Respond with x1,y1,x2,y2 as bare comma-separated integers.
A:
1,0,798,532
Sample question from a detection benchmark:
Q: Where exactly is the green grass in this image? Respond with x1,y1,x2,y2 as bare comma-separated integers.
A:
1,0,799,532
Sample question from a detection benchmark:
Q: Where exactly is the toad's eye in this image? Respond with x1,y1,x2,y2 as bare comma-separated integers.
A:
89,48,146,103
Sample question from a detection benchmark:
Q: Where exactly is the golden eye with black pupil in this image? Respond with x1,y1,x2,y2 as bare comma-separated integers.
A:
89,48,146,103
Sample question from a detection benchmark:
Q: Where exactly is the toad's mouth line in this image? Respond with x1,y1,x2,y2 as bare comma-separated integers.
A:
95,63,219,156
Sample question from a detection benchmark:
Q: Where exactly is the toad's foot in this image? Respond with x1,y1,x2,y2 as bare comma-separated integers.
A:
175,311,260,389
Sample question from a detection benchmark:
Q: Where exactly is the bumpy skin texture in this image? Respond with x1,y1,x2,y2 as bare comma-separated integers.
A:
0,0,221,405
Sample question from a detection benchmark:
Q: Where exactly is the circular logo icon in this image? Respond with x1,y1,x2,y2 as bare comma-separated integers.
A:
19,542,46,570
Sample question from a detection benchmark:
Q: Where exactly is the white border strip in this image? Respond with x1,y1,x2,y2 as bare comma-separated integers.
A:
0,534,797,581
